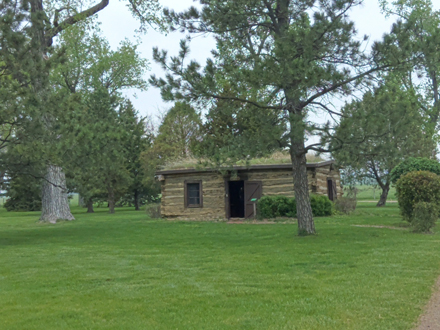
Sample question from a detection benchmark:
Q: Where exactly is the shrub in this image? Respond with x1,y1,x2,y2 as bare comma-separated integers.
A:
395,171,440,222
257,196,296,219
145,203,161,219
391,158,440,184
310,194,333,216
334,197,357,214
257,194,332,219
411,202,438,233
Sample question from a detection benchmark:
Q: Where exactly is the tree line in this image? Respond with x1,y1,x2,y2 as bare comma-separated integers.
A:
1,0,440,236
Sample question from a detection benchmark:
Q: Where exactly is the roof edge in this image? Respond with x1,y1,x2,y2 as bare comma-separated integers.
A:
156,160,336,176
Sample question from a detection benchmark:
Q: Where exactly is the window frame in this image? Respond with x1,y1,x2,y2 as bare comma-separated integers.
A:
184,180,203,208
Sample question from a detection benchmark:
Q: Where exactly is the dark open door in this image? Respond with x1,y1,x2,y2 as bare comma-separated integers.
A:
244,181,262,219
228,181,245,218
327,179,337,201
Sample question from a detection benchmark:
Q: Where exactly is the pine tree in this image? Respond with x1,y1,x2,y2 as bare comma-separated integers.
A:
150,0,390,234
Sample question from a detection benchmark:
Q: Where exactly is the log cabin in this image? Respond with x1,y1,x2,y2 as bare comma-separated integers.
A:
156,160,342,220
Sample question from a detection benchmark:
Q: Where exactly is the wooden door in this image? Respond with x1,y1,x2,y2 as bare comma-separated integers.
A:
244,181,262,219
327,179,337,201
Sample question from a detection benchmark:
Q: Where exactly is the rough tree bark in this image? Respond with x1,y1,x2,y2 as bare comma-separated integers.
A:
30,0,109,223
376,183,390,207
86,198,94,213
40,165,74,223
289,110,315,235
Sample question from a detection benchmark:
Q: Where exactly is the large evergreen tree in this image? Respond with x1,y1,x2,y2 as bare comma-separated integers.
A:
150,0,389,235
119,100,153,211
4,0,162,223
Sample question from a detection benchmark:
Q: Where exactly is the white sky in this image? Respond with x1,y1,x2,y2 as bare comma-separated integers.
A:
96,0,400,121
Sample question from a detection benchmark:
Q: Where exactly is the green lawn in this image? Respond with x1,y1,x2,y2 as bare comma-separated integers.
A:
1,205,439,329
354,185,397,201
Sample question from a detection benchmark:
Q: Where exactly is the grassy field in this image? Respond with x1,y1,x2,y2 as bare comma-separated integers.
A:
353,186,397,201
0,204,439,329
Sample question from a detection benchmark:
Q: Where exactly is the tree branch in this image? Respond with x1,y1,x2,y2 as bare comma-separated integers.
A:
47,0,110,45
302,64,390,107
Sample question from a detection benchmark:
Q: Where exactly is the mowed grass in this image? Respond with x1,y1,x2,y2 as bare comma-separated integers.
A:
354,185,397,201
1,205,440,330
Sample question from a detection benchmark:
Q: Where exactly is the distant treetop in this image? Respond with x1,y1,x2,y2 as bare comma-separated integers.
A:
391,158,440,184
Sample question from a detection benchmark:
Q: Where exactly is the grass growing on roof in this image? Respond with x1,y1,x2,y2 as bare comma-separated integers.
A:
0,204,439,329
162,150,324,170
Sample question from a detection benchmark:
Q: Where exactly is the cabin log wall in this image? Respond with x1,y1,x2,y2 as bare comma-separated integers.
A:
161,172,225,220
315,166,343,199
160,164,342,219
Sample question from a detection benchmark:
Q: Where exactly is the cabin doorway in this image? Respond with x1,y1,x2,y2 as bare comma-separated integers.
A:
226,180,263,219
327,178,337,201
228,181,245,218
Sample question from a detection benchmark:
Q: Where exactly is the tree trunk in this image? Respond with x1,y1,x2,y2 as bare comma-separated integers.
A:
108,187,115,214
30,0,110,223
289,111,315,235
134,189,140,211
40,165,75,223
86,198,94,213
376,183,390,207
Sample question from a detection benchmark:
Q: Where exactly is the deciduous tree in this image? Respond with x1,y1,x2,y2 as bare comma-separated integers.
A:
331,77,434,207
21,0,161,222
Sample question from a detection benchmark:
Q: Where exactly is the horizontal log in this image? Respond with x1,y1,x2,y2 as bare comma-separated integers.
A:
164,186,225,195
164,204,225,211
247,172,292,180
165,175,223,183
163,198,224,204
262,192,295,197
260,179,294,186
163,211,225,217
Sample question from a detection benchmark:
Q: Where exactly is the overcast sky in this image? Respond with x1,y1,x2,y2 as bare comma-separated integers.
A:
95,0,440,123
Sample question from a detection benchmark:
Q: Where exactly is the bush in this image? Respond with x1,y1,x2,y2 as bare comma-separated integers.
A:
145,203,161,219
257,196,296,219
334,197,357,214
411,202,438,233
257,194,332,219
391,158,440,184
310,194,333,216
395,171,440,222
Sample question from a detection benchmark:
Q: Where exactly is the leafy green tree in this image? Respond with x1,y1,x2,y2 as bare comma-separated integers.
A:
51,23,149,214
8,0,163,223
150,0,389,234
153,102,202,161
331,78,434,206
140,102,201,201
390,157,440,183
379,0,440,130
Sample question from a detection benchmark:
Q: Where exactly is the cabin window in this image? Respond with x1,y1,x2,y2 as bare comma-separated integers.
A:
185,181,203,208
